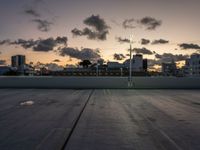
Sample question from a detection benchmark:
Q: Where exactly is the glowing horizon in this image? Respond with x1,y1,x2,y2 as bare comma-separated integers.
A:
0,0,200,69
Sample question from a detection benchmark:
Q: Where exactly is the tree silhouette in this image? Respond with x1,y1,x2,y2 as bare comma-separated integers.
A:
79,60,92,68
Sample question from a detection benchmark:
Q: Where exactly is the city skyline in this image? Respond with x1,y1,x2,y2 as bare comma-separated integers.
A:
0,0,200,70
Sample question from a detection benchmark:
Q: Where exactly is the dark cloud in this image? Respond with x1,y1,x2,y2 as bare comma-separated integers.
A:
53,59,61,62
113,53,126,60
148,53,189,67
72,27,109,41
122,17,162,30
179,43,200,50
122,18,135,29
24,9,40,17
116,37,130,44
0,39,11,45
155,53,189,62
71,28,82,36
152,39,169,44
23,0,55,32
1,36,67,52
55,36,68,45
12,39,37,49
138,17,162,30
133,47,154,55
71,15,110,41
23,0,44,17
141,38,150,45
0,60,6,65
33,38,57,51
84,15,109,32
60,47,101,61
72,27,97,40
1,38,37,49
32,19,53,32
33,37,67,52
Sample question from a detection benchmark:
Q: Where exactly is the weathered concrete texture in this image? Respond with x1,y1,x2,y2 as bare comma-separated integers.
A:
0,89,200,150
0,76,200,89
0,89,91,150
65,90,200,150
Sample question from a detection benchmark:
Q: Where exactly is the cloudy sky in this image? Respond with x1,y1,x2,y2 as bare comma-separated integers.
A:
0,0,200,69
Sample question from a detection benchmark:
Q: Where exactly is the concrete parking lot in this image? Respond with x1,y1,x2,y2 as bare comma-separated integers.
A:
0,89,200,150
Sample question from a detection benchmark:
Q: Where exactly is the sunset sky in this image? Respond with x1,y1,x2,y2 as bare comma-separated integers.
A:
0,0,200,69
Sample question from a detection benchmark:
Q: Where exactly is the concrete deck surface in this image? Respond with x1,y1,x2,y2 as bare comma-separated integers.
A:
0,89,200,150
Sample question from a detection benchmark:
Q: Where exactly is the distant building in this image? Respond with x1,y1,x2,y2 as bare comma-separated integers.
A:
123,54,145,72
185,54,200,76
11,55,25,68
162,61,177,76
132,54,143,71
107,62,124,69
0,66,11,75
11,55,26,73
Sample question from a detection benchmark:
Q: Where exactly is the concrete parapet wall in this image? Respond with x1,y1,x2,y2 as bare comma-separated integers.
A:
0,76,200,89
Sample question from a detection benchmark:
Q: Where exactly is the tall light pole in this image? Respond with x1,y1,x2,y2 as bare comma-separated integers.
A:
129,35,133,86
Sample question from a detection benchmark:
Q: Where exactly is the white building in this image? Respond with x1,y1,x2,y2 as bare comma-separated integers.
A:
124,54,143,72
107,54,147,72
185,54,200,76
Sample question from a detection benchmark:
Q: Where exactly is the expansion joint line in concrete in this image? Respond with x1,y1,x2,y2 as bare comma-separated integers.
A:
60,89,94,150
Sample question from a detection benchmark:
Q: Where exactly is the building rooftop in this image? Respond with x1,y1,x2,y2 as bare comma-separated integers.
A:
0,89,200,150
